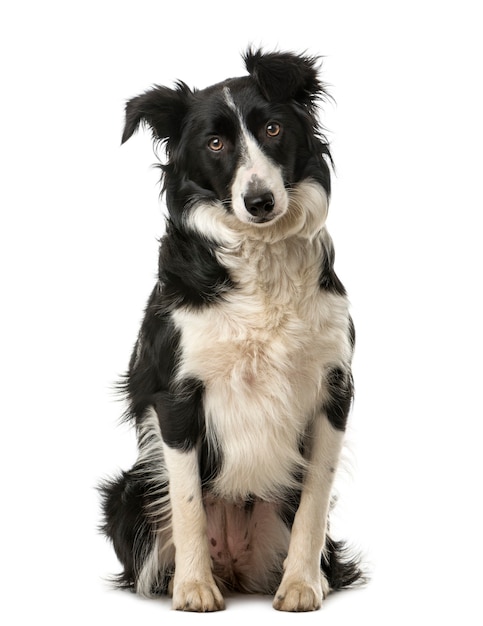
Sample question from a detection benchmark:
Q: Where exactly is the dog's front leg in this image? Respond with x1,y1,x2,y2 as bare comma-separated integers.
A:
273,414,344,612
162,445,225,612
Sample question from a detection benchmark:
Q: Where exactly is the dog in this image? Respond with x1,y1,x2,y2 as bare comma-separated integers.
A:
100,48,363,612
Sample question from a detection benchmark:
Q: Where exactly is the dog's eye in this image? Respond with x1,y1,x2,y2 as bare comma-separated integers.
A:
208,136,224,152
266,122,281,138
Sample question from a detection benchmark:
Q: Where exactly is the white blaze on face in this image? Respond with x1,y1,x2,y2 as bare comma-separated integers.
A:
223,87,289,225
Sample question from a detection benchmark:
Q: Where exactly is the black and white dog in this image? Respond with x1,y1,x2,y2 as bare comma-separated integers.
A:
101,49,362,612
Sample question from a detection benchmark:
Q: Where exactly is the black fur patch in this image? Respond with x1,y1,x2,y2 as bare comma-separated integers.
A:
158,223,234,309
121,284,181,422
99,470,159,590
155,378,204,450
322,535,365,590
324,367,354,431
319,235,346,296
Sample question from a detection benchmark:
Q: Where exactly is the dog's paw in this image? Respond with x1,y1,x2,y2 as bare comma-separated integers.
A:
273,576,326,612
172,580,225,612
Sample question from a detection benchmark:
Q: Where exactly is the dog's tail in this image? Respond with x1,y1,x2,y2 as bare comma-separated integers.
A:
322,535,366,591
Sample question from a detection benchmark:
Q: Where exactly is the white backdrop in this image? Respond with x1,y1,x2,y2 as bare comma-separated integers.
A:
1,1,482,623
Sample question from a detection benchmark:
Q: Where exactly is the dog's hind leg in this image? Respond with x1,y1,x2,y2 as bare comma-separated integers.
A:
100,469,157,591
100,410,175,596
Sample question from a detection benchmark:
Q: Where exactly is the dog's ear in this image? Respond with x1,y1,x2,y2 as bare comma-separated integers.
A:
244,48,324,108
121,81,192,144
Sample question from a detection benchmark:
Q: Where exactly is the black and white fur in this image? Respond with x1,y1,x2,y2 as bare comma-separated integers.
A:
101,49,362,612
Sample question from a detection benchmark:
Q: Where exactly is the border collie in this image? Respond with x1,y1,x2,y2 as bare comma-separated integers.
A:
101,48,362,612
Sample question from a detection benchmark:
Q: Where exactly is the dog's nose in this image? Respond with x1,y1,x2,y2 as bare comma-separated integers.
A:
244,192,275,219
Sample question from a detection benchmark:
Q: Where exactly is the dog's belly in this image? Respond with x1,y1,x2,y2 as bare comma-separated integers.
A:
173,289,350,499
203,494,289,592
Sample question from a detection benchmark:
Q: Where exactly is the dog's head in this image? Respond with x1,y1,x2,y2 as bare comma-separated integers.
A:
122,49,332,235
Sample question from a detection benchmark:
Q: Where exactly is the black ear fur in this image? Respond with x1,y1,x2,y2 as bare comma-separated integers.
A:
244,48,324,108
121,81,192,144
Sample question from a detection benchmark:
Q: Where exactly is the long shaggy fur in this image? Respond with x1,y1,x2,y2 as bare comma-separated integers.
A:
100,48,363,612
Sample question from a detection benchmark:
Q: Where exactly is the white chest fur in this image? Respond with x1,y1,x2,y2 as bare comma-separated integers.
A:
172,231,351,500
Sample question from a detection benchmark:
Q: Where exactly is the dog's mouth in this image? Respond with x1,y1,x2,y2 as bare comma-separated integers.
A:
247,213,279,225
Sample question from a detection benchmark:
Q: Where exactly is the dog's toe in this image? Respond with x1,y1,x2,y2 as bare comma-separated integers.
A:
172,580,225,612
273,578,324,612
